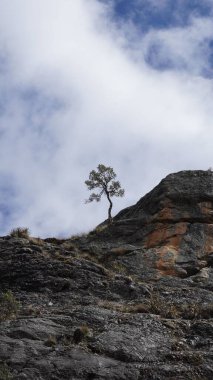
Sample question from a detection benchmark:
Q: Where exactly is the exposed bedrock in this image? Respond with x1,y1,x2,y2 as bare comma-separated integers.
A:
95,170,213,278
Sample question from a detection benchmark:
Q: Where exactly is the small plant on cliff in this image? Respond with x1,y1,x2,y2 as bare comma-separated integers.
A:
45,335,57,347
85,164,124,224
0,362,12,380
73,325,90,344
10,227,30,239
0,291,19,322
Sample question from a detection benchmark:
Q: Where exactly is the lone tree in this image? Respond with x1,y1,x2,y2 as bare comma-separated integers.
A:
85,164,125,224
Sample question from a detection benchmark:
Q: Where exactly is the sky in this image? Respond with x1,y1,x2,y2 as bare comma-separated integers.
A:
1,0,213,237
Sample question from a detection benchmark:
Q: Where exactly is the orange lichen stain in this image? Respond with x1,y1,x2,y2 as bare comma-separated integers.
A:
204,224,213,254
145,224,168,248
145,222,188,249
156,246,178,276
198,202,213,223
151,207,173,222
198,201,213,215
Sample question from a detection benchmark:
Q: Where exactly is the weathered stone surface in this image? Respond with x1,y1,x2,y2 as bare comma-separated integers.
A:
92,170,213,278
1,170,213,379
0,235,213,379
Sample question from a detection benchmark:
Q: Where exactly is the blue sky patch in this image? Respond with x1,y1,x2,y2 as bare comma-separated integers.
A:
101,0,212,31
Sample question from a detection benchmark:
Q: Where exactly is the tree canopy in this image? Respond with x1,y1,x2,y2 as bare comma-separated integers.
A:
85,164,125,223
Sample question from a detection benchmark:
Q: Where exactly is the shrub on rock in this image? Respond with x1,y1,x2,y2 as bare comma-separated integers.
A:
10,227,30,239
0,291,19,322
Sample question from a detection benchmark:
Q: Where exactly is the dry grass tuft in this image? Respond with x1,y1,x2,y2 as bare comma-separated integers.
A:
45,335,57,347
0,291,19,322
10,227,30,239
0,362,12,380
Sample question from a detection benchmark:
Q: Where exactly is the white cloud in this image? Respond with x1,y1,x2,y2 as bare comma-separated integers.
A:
0,0,213,236
142,16,213,75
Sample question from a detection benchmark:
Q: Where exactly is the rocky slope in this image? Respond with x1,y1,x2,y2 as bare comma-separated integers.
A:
0,170,213,379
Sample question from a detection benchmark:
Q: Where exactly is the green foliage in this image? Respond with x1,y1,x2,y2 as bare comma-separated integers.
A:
0,362,12,380
10,227,30,239
85,164,124,222
90,224,108,234
45,335,57,347
79,324,90,336
85,164,124,199
0,291,19,322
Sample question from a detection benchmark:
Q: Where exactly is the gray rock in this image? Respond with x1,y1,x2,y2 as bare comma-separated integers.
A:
1,170,213,379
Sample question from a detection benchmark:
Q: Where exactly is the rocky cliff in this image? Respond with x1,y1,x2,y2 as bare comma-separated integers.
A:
0,170,213,379
97,170,213,279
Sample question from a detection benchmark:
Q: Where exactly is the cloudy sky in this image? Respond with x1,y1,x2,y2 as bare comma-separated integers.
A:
1,0,213,237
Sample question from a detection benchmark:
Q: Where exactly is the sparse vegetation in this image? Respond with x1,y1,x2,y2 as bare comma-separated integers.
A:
99,300,150,314
45,335,57,347
184,352,204,366
73,325,90,344
10,227,30,239
0,362,12,380
79,324,90,336
70,232,88,241
98,296,213,321
111,262,127,273
59,241,76,251
88,224,109,236
44,237,65,245
22,304,41,317
0,291,19,322
29,237,44,246
54,252,73,263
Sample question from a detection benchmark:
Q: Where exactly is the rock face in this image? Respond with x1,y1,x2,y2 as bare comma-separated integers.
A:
97,170,213,278
0,170,213,380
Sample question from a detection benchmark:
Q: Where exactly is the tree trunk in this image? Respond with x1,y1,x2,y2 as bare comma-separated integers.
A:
106,191,113,224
